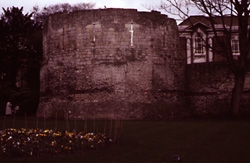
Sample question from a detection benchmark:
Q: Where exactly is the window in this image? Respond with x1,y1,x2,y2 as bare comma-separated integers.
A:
194,34,204,54
231,39,240,55
192,30,206,63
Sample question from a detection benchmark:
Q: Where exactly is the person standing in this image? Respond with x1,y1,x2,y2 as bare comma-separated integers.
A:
5,101,12,116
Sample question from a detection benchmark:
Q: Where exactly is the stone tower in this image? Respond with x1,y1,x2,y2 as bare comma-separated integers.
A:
37,9,186,120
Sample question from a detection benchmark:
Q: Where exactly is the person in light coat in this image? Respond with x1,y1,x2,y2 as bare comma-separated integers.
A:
5,101,12,116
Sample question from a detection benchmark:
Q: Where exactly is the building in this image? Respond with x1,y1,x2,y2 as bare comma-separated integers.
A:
178,16,250,116
37,9,186,120
37,10,250,119
178,16,249,64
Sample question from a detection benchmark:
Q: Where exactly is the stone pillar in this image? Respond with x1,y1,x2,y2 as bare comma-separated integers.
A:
208,37,213,62
186,37,191,64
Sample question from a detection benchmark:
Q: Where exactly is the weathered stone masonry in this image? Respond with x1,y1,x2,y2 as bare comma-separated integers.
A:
185,63,250,117
37,9,186,120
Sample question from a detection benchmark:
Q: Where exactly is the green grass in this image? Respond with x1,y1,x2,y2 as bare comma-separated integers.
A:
1,116,250,163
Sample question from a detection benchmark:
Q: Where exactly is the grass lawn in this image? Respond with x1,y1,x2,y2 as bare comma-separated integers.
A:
1,116,250,163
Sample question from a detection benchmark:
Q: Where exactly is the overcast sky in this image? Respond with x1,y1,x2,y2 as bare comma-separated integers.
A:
1,0,166,15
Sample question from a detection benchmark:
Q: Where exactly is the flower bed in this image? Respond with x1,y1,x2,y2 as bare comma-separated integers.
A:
0,128,112,158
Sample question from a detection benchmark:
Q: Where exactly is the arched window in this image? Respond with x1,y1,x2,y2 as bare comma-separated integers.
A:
192,29,206,63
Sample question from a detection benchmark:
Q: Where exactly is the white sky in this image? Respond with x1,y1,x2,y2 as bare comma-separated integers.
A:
0,0,167,15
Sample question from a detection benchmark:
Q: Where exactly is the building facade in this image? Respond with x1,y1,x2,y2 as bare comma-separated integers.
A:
37,9,186,120
178,16,250,117
178,16,244,64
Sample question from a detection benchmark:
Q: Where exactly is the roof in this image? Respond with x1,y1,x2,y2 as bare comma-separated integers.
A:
178,15,249,28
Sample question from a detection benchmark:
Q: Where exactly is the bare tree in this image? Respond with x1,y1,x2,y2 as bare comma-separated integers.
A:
32,2,96,26
161,0,250,117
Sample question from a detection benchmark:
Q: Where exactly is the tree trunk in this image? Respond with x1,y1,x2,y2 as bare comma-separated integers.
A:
230,72,245,117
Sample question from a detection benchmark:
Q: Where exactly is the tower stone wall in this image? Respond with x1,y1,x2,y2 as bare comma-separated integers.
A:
37,9,186,120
